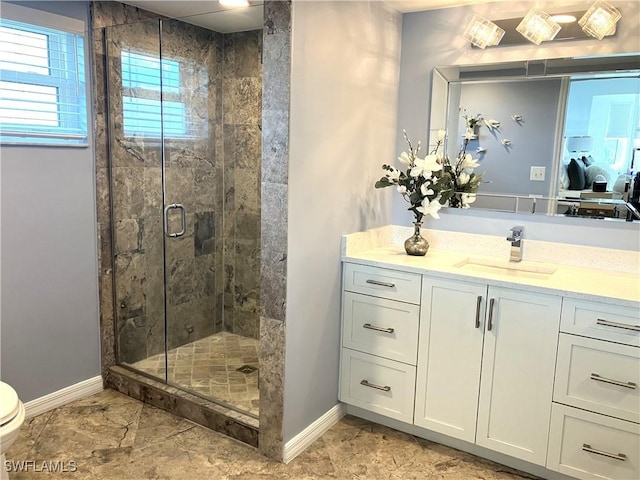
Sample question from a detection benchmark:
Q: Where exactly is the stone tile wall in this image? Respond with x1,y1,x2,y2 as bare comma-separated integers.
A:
222,30,263,340
258,0,291,461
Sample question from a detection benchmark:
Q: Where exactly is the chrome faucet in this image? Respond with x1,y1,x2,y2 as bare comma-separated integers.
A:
506,226,524,262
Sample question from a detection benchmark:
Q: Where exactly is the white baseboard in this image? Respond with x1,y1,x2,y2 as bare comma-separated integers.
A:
283,403,347,464
24,376,104,419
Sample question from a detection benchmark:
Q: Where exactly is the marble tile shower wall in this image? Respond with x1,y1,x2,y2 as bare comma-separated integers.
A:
222,30,263,340
92,1,262,371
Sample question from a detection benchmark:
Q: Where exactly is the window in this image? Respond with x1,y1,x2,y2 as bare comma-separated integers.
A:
120,49,207,140
121,50,186,138
0,17,87,145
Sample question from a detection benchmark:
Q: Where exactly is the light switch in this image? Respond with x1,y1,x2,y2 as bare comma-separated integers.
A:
530,166,546,181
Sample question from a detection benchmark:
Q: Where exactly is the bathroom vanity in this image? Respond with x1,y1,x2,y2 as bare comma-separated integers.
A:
339,226,639,480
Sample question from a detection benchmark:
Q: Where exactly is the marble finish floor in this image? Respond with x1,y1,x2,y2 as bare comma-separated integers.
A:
5,389,538,480
129,332,259,416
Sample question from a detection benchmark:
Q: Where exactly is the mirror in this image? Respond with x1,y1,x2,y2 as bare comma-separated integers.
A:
430,54,640,221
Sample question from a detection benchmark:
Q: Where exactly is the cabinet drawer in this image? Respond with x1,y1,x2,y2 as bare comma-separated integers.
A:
339,349,416,423
342,292,419,365
343,263,421,305
561,299,639,347
547,404,640,480
554,334,640,423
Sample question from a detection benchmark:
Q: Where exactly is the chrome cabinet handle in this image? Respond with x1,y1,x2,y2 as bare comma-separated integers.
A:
590,373,637,390
363,323,394,334
487,298,495,331
365,279,396,288
582,444,627,461
596,318,640,332
360,379,391,392
163,203,186,238
475,296,482,329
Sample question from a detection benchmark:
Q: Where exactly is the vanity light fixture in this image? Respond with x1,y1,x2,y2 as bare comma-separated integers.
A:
579,0,621,40
516,7,561,45
550,14,578,24
462,14,505,49
219,0,250,7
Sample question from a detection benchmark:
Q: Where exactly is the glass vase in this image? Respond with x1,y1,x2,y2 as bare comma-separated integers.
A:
404,222,429,256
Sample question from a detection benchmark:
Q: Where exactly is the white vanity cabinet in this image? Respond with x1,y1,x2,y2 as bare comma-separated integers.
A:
339,263,421,423
415,278,561,466
547,299,640,480
339,259,639,479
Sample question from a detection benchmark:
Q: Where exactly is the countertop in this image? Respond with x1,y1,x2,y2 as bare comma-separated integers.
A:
342,227,640,308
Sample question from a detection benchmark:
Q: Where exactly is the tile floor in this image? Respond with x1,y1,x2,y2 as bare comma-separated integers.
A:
129,332,259,416
5,389,538,480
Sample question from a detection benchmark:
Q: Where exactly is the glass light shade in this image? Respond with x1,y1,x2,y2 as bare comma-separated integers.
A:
579,1,621,40
566,136,593,152
463,14,505,49
219,0,249,7
516,8,561,45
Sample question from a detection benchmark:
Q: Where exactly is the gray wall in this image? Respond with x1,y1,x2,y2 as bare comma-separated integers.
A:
456,78,561,197
397,0,640,250
0,1,101,402
285,0,402,442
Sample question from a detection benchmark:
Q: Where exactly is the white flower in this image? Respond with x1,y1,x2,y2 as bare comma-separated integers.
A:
460,153,479,170
461,193,477,206
458,171,470,185
464,128,476,140
398,151,412,166
397,185,407,194
420,183,434,197
417,196,443,219
437,130,446,142
411,154,442,178
385,167,401,182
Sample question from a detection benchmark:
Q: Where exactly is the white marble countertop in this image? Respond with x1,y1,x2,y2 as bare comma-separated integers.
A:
342,226,640,308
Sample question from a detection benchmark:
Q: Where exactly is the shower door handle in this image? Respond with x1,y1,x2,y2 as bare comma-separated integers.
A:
164,204,186,238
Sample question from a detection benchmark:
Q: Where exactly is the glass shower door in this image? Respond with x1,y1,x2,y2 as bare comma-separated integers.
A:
107,20,167,379
160,19,224,399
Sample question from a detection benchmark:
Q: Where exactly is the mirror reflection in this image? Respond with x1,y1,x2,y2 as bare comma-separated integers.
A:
432,55,640,221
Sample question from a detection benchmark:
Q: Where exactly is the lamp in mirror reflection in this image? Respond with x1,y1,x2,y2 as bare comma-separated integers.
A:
579,1,621,40
462,14,505,49
516,7,561,45
566,136,593,153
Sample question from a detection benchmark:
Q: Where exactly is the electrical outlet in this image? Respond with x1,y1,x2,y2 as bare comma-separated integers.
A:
530,166,546,181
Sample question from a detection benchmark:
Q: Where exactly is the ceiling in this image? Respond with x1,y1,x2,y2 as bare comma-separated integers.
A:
121,0,501,32
121,1,264,33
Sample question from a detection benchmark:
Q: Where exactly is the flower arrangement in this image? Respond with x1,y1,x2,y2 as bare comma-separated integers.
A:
375,127,483,222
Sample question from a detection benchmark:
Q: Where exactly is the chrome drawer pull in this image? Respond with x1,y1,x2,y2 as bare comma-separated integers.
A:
363,323,395,334
590,373,637,390
596,318,640,332
360,379,391,392
475,296,482,329
582,444,627,461
365,279,396,288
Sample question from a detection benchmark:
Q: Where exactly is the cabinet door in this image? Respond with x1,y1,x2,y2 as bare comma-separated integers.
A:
414,278,486,443
476,286,561,466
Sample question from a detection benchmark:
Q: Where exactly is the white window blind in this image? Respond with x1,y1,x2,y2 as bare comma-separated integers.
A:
0,17,88,145
121,49,208,140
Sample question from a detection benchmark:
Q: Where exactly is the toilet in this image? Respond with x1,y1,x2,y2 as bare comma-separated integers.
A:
0,382,25,480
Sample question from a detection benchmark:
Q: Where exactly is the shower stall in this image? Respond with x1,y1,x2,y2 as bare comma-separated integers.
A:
102,16,262,418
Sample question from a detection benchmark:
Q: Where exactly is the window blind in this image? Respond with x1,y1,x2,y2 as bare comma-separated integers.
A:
0,18,88,145
120,49,208,140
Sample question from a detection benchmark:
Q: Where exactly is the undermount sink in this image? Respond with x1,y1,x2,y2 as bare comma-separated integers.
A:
454,257,557,280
